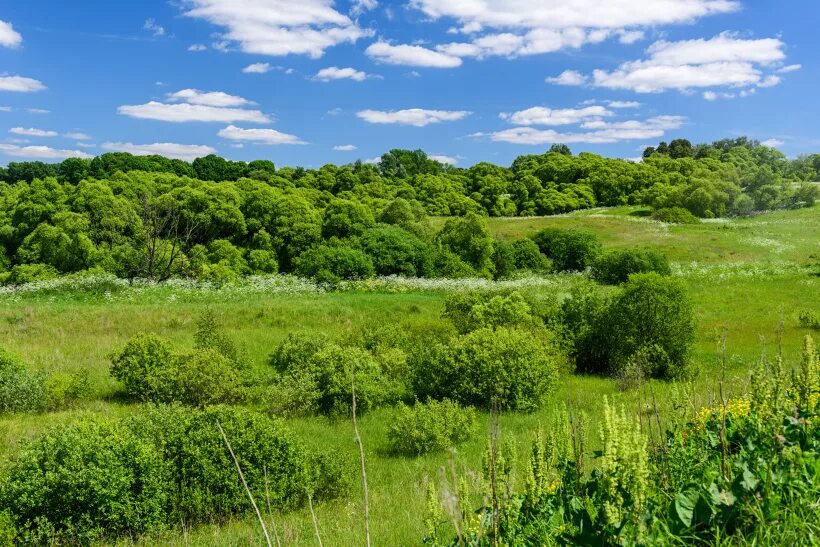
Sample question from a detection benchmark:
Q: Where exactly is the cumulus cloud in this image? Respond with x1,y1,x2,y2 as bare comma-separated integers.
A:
483,115,685,145
607,100,641,108
500,106,612,126
180,0,372,58
218,124,306,145
119,89,269,123
0,20,22,48
101,142,216,161
365,42,462,68
9,127,57,137
315,66,370,81
546,70,587,85
243,62,272,73
590,33,789,93
404,0,737,61
356,108,471,127
351,0,378,15
0,76,46,93
333,144,357,151
429,154,458,165
760,138,784,148
0,144,92,160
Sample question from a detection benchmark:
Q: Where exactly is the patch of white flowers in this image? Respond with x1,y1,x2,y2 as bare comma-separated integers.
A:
671,261,806,280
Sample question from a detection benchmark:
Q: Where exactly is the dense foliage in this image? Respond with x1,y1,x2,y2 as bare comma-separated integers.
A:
0,138,816,284
387,399,476,455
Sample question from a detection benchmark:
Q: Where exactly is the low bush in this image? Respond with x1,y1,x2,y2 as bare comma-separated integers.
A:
531,228,601,272
0,419,168,543
443,291,536,334
414,327,560,411
294,243,375,282
0,263,58,285
591,247,671,285
109,333,177,402
0,347,46,413
651,206,700,224
387,399,476,455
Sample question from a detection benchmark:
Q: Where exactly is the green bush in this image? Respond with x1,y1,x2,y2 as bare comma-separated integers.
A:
1,263,58,285
437,213,494,277
490,239,516,279
558,281,613,374
512,238,550,272
110,333,176,402
322,198,375,239
0,347,46,413
430,247,476,278
531,228,601,272
387,399,476,455
651,206,700,224
591,247,671,285
172,349,245,406
443,291,536,334
294,244,375,282
359,225,432,277
269,332,328,373
0,419,168,543
414,327,560,411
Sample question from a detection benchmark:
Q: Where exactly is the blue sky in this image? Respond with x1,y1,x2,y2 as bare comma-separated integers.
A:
0,1,817,168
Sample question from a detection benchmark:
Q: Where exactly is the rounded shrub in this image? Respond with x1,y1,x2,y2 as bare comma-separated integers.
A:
443,291,535,334
359,225,432,277
591,247,671,285
511,238,550,272
110,333,175,402
531,228,601,272
414,327,560,411
387,399,476,455
294,244,375,282
172,349,245,406
0,419,168,543
0,347,46,413
651,206,700,224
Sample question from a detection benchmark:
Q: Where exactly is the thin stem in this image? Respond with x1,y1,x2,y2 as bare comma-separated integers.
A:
264,465,282,547
352,374,371,547
307,492,323,547
217,420,272,547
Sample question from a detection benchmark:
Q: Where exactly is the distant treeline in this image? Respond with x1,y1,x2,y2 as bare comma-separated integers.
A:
0,137,816,283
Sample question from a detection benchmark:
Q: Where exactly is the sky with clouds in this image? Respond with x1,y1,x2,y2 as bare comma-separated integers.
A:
0,1,816,167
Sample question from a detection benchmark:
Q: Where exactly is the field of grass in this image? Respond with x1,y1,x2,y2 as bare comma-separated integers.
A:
0,206,818,545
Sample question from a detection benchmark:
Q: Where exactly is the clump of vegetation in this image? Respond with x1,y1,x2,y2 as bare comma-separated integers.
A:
414,327,561,411
443,290,537,334
0,347,46,413
294,244,375,283
531,228,602,272
591,247,671,285
387,399,476,455
798,308,819,330
0,405,350,543
651,206,701,224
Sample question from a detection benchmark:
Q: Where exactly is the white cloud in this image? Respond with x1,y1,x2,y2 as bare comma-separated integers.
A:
9,127,57,137
365,41,462,68
351,0,378,15
144,18,165,37
500,106,612,126
607,100,641,108
76,142,96,148
0,106,11,112
315,66,370,81
590,33,789,93
429,154,458,165
188,43,208,51
243,62,272,73
167,88,252,107
546,70,587,85
101,142,216,161
218,124,306,145
356,108,471,127
0,76,46,93
64,132,92,140
776,64,801,73
26,108,49,114
118,101,270,123
0,144,91,160
760,138,784,148
407,1,737,61
364,156,381,164
333,144,357,151
484,115,685,145
0,20,22,48
181,0,372,58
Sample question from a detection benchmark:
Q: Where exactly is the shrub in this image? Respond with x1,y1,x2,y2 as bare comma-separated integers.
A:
1,419,168,543
269,332,328,373
798,309,819,330
591,247,671,285
172,349,245,406
387,399,476,455
437,213,494,277
606,273,694,379
558,282,612,374
414,327,560,411
443,291,536,334
1,263,58,285
430,247,476,278
531,228,601,272
294,244,375,282
359,225,432,277
651,206,700,224
491,239,516,279
512,238,550,272
0,347,46,413
322,199,375,239
110,333,176,402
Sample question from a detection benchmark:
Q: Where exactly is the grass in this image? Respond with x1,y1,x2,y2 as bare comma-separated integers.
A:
0,207,818,545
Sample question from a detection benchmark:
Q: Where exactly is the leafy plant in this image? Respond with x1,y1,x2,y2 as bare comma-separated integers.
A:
387,399,476,455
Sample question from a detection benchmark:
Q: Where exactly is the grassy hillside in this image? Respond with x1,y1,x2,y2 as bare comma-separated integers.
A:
0,206,817,545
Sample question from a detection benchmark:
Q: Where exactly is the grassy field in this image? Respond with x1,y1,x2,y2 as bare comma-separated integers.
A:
0,206,818,545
